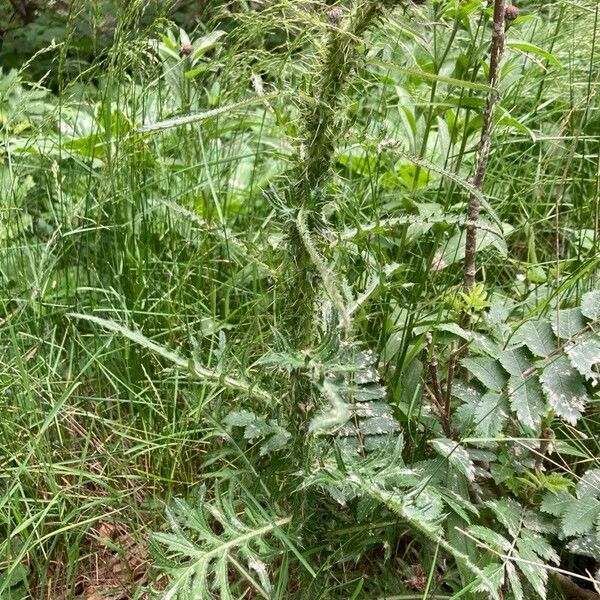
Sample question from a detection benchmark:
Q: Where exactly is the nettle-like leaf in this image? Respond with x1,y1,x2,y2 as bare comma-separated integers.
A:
474,392,510,437
552,308,587,339
581,290,600,320
470,502,558,599
507,375,545,432
561,495,600,536
577,469,600,498
539,354,590,425
567,534,600,560
512,320,556,357
540,490,573,517
151,485,290,600
461,357,508,391
541,468,600,560
565,332,600,384
499,347,532,376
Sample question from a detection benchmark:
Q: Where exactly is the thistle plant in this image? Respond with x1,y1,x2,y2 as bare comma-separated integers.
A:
284,0,408,349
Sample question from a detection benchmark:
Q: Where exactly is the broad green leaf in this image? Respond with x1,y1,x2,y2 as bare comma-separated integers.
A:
512,320,555,357
451,381,483,403
507,375,545,431
551,308,586,339
540,490,573,517
224,410,257,427
540,354,589,425
499,347,532,376
191,30,226,58
577,469,600,500
461,357,507,391
473,392,509,437
565,333,600,383
581,290,600,320
561,496,600,537
507,40,563,68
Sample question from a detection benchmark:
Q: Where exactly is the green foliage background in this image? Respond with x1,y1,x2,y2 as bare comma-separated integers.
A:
0,0,599,598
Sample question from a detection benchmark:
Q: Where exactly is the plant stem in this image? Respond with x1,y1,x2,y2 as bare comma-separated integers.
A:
462,0,507,325
287,1,402,347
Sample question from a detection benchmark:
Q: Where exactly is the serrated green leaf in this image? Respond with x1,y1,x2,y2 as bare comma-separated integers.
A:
512,320,556,357
461,357,508,391
507,375,545,431
577,469,600,499
469,525,511,552
473,392,509,437
500,347,533,376
552,308,586,339
514,539,548,599
561,495,600,537
519,529,559,565
540,490,574,517
359,414,399,436
451,381,483,403
581,290,600,320
540,354,589,425
486,498,522,537
506,562,524,600
565,333,600,384
567,533,600,560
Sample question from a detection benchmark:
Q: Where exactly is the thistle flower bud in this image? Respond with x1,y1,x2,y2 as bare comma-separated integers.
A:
504,5,519,20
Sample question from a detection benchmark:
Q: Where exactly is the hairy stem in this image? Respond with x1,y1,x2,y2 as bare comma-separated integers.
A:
286,1,402,347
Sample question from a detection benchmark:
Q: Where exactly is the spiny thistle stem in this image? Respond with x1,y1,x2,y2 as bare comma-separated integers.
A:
462,0,507,327
287,1,404,349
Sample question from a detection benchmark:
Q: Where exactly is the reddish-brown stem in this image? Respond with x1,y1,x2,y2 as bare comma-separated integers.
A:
462,0,507,327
